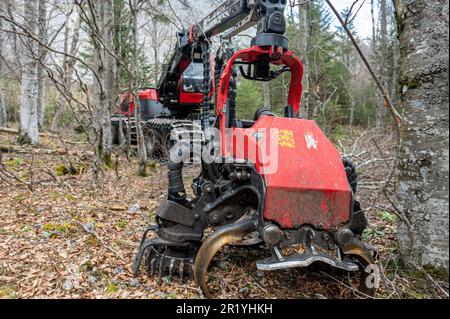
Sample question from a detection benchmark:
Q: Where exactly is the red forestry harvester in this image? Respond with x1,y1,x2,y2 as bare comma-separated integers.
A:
111,27,208,157
131,0,379,298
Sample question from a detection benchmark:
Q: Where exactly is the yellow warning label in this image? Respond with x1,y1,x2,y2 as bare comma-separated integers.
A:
278,129,296,148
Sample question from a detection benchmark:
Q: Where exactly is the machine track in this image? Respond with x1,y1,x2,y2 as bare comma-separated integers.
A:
112,117,203,162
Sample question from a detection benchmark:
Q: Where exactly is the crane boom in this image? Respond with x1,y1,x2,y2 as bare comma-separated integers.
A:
157,0,287,113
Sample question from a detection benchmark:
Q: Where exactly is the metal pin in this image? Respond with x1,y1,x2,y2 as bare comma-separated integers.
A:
150,256,157,275
273,246,284,261
169,258,175,276
179,260,184,282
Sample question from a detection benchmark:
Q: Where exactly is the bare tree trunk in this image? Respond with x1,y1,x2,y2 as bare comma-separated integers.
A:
131,0,147,176
371,0,382,127
102,0,114,164
298,2,310,119
37,0,47,128
19,0,39,145
0,88,6,128
261,81,271,110
390,32,400,107
91,0,112,166
105,0,116,114
152,16,160,85
0,19,7,128
51,9,81,132
376,0,388,126
396,0,449,270
371,0,376,54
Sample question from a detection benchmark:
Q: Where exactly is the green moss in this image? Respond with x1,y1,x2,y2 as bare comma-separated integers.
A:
21,225,32,232
118,219,128,230
407,79,418,90
42,222,77,236
85,235,100,247
74,125,86,134
49,191,60,199
80,260,94,273
64,194,77,202
55,164,81,177
166,292,177,299
5,158,22,167
0,286,16,299
404,288,428,299
146,161,158,170
0,265,5,276
106,283,119,294
422,264,449,282
55,164,68,176
13,194,26,202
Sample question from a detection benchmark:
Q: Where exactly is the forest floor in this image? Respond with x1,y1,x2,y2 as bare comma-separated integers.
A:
0,127,448,299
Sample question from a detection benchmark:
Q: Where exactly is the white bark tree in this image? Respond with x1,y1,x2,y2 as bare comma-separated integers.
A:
261,81,271,109
298,2,310,119
131,0,147,176
396,0,449,270
0,18,7,128
19,0,39,144
376,0,388,126
90,0,113,166
104,0,116,118
50,2,81,132
37,0,47,127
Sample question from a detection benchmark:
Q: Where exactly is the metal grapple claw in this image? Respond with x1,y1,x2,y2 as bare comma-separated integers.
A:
132,225,197,281
147,245,195,280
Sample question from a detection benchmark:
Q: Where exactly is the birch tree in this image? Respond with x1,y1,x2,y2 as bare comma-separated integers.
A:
376,0,388,126
396,0,449,270
51,3,81,132
19,0,39,144
89,0,113,166
0,18,7,128
261,82,271,110
131,0,147,176
298,2,310,119
37,0,47,127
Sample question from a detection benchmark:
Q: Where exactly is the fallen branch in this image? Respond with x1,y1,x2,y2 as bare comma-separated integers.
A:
76,221,126,262
325,0,402,125
0,145,93,157
0,127,86,145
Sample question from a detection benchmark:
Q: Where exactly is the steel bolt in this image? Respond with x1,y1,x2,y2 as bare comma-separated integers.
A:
211,215,221,225
225,211,234,220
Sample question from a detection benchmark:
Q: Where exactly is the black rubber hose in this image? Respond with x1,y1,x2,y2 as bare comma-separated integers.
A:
168,161,186,201
342,157,358,193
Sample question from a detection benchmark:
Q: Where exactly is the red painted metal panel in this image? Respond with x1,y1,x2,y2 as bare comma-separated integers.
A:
179,90,204,105
119,88,158,116
215,46,350,230
221,116,351,230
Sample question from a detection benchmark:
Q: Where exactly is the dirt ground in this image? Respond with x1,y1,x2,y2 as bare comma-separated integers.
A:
0,130,448,299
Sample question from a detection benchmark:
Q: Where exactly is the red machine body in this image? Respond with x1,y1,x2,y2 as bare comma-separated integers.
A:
178,58,205,105
119,88,159,117
216,46,351,230
132,0,377,298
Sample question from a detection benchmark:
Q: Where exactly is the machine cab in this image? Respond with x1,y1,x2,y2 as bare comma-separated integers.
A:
179,61,204,105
